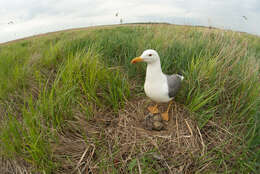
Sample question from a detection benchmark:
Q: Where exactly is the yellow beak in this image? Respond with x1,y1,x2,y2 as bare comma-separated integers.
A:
131,57,144,64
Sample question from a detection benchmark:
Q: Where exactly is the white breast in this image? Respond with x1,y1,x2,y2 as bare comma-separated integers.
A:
142,54,173,103
144,72,172,103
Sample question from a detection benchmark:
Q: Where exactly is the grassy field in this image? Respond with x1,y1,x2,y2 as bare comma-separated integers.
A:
0,24,259,173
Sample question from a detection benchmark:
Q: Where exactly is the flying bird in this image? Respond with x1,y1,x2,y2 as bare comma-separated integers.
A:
242,16,248,20
131,49,184,121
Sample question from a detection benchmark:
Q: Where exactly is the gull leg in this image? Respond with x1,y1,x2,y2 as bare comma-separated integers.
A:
147,104,159,114
161,100,173,121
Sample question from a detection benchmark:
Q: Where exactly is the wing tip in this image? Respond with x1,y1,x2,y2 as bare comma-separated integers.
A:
177,74,184,81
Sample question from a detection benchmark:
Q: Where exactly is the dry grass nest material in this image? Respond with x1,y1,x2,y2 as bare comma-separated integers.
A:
55,99,204,173
1,98,235,173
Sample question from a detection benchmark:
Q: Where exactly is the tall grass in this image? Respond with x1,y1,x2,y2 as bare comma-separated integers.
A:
0,39,130,172
0,24,259,173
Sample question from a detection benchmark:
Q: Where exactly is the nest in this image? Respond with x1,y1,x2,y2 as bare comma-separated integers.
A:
53,98,205,173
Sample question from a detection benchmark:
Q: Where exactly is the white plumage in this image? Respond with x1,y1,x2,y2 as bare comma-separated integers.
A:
132,49,183,102
131,49,184,121
144,57,171,102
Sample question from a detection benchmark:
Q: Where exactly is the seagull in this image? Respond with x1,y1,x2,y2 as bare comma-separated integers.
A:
242,16,248,20
131,49,184,121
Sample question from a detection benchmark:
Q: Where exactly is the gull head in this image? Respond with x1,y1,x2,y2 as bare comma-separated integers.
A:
131,49,160,64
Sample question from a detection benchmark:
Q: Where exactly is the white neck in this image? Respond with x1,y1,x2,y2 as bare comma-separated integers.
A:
145,60,164,82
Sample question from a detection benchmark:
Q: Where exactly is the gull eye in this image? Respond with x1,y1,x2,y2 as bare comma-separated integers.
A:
148,54,152,56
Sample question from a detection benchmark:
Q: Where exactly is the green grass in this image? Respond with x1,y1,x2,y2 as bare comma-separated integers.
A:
0,24,259,173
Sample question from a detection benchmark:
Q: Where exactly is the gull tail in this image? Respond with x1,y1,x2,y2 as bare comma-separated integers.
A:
177,74,184,81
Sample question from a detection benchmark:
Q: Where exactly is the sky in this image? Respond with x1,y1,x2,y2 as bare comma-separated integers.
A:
0,0,259,43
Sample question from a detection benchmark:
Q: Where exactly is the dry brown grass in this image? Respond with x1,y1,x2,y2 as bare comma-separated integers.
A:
52,98,205,173
0,157,32,174
0,97,249,173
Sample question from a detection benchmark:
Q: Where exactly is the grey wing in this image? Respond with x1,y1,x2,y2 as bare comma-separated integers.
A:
166,74,182,98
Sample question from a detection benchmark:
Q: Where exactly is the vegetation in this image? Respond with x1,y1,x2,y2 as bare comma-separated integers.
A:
0,24,259,173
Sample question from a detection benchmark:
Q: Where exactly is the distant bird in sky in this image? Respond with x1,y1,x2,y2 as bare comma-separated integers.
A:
242,16,247,20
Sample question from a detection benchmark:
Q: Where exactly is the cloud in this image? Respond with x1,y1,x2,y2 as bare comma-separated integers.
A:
0,0,259,43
